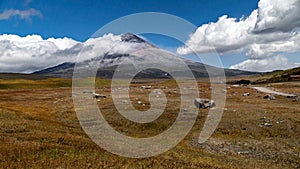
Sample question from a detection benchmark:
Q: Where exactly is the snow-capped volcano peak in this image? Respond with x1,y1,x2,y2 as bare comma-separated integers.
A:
121,33,156,48
121,33,146,43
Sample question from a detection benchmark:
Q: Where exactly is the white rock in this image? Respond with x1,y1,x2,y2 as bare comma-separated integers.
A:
141,86,151,89
243,93,250,96
92,93,106,99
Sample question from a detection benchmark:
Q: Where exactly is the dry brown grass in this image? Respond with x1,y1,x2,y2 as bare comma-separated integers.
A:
0,78,299,168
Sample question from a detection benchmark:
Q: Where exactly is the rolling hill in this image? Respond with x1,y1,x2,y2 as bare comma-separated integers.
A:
253,67,300,84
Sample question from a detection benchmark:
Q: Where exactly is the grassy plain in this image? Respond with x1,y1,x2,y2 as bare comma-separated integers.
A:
0,77,299,168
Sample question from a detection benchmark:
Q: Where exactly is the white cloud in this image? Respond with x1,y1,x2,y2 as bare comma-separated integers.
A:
229,55,298,72
254,0,300,33
246,33,300,58
177,10,258,55
0,33,152,73
0,34,80,73
0,8,42,21
177,0,300,71
47,37,80,50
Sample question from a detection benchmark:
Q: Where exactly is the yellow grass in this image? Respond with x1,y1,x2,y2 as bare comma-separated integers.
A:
0,78,299,168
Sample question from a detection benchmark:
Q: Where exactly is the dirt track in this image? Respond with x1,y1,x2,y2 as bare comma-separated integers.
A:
253,86,297,97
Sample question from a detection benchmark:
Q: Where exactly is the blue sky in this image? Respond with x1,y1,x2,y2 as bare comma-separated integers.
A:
0,0,258,41
0,0,299,73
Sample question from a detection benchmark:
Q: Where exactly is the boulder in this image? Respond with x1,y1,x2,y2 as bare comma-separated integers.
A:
263,95,276,100
92,93,106,99
194,98,216,109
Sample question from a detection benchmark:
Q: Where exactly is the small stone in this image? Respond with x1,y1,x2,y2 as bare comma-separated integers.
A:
263,122,272,127
141,86,151,89
243,93,250,96
263,95,276,100
92,93,106,99
292,96,300,102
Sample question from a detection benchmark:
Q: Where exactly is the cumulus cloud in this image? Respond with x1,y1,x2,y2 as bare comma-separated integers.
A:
177,0,300,71
254,0,300,33
0,33,151,73
247,33,300,58
177,10,258,55
0,34,81,73
230,55,298,72
0,8,42,21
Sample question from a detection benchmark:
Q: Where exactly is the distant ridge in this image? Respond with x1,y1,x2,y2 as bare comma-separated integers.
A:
0,73,48,80
253,67,300,84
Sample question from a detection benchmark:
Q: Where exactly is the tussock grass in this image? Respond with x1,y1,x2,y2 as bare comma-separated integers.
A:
0,78,299,168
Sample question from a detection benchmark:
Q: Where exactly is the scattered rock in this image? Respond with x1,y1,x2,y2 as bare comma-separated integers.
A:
92,93,106,99
243,93,250,96
292,96,300,102
259,117,272,127
194,98,216,109
263,122,272,127
263,95,276,100
141,86,151,89
238,151,250,155
276,120,284,124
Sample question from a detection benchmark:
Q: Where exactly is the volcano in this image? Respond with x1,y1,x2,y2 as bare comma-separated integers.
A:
33,33,257,78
